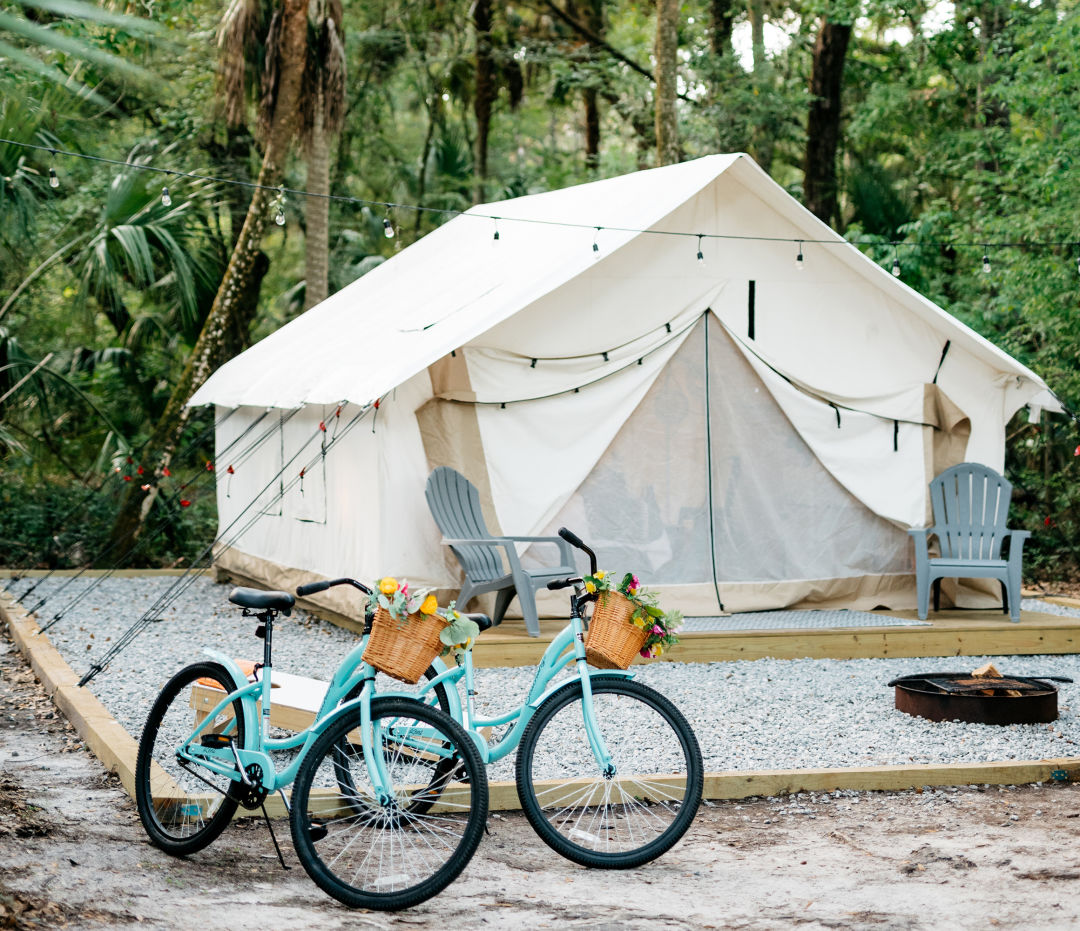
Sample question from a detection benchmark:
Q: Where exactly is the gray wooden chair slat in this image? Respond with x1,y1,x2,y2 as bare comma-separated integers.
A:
424,467,578,637
908,462,1030,623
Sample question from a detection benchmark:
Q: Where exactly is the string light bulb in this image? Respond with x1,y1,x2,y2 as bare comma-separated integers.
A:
891,244,901,278
592,227,601,259
982,249,991,274
383,217,395,239
696,234,705,266
796,241,804,271
492,219,500,242
273,186,286,226
161,186,172,207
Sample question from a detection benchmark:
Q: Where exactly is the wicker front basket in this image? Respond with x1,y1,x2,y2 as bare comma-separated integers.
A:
585,591,648,670
362,607,445,684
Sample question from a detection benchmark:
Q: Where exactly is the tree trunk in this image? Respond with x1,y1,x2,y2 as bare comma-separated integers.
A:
304,97,331,311
709,0,734,58
225,126,253,248
473,0,495,203
803,19,852,225
106,0,311,558
654,0,679,166
748,0,766,71
583,0,604,170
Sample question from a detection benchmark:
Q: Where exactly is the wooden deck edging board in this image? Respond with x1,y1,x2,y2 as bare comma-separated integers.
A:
5,584,1080,814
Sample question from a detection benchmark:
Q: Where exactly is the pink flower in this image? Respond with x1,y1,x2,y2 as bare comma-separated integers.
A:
400,582,409,597
631,575,640,590
639,647,652,658
652,625,663,635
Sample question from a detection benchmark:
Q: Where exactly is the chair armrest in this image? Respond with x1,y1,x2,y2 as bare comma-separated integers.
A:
907,527,934,548
907,527,933,573
1004,529,1031,566
496,535,576,567
442,536,576,571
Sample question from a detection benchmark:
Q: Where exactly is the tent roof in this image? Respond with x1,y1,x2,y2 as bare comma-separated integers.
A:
189,154,1051,410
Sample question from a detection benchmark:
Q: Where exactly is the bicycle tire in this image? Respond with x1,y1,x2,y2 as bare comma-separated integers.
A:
290,696,488,910
135,661,246,856
515,677,703,868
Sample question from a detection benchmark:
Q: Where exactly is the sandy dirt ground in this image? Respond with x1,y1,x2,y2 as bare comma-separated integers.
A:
4,628,1080,930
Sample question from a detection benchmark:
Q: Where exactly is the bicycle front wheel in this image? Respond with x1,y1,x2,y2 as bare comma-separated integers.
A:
515,678,703,868
135,662,245,856
290,697,488,911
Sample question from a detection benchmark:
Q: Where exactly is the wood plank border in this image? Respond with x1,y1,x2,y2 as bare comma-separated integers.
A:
5,588,1080,813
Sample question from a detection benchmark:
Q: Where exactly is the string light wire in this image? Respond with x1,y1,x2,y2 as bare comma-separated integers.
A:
6,138,1079,257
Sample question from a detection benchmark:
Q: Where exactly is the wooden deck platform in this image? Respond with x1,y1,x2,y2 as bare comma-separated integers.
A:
460,605,1080,668
5,582,1080,809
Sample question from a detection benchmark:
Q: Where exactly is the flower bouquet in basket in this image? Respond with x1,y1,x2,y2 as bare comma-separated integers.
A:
363,578,480,683
583,570,682,669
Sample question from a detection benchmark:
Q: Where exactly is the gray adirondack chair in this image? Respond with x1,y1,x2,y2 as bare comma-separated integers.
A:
908,462,1030,623
424,467,577,637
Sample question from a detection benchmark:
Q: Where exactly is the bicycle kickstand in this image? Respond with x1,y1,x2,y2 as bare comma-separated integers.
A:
260,802,291,871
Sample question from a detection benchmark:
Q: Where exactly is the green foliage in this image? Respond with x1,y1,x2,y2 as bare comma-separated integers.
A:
0,471,217,569
2,0,1080,583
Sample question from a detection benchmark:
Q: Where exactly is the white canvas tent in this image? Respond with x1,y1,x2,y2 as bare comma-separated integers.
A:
190,154,1057,623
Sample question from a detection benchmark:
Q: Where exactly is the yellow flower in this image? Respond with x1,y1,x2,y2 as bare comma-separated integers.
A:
632,615,646,628
419,594,439,615
595,570,606,580
584,580,596,594
654,644,663,656
379,577,399,595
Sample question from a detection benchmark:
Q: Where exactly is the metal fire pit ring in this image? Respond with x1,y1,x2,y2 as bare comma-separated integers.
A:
888,672,1073,725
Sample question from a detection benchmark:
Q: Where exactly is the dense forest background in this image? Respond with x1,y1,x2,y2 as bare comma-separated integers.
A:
1,0,1078,578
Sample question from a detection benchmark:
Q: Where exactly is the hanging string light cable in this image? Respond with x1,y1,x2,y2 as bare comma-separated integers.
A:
4,139,1078,267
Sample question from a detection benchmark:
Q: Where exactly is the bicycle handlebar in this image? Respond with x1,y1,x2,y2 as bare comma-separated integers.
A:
296,577,373,597
547,577,580,590
558,527,597,575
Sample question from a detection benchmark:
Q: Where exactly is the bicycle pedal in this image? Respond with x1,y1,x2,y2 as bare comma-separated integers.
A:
199,733,233,748
308,819,328,842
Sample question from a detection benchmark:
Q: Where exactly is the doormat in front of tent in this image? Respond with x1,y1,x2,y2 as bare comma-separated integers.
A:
682,610,930,632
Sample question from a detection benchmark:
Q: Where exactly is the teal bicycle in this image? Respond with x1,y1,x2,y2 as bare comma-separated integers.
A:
292,527,704,874
134,583,488,911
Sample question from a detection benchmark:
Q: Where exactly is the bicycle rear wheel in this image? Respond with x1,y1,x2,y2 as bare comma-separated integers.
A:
515,678,703,868
290,697,488,911
135,662,245,856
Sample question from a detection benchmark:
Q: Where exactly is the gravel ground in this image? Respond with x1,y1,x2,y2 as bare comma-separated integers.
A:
9,573,1080,777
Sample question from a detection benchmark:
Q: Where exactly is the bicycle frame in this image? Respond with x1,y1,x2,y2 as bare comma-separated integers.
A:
175,580,634,801
407,597,634,769
177,634,427,800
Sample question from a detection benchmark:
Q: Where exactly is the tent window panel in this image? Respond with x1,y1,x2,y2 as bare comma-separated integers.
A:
258,413,286,518
706,322,910,582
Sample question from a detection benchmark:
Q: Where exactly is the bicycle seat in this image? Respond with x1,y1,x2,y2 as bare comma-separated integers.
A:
229,587,295,615
467,612,495,633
